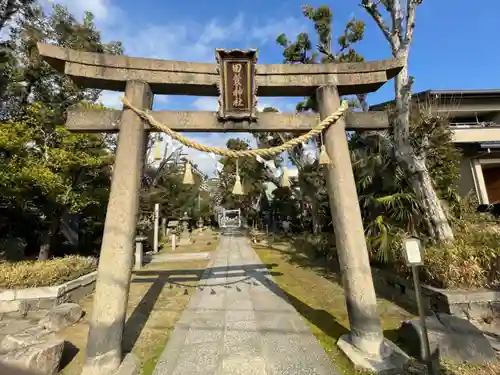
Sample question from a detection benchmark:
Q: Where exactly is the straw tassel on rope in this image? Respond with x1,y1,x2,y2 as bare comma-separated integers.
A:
232,159,244,195
318,145,331,165
281,167,290,187
183,161,194,185
154,134,162,161
318,132,331,165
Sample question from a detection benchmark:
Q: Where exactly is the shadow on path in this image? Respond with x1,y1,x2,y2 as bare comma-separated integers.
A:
122,239,460,375
123,263,279,353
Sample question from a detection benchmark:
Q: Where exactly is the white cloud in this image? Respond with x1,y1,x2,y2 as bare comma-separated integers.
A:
200,14,244,45
257,98,297,112
46,0,121,23
98,90,122,109
99,92,169,109
118,14,246,63
192,97,218,111
155,95,169,105
250,16,308,45
182,132,257,176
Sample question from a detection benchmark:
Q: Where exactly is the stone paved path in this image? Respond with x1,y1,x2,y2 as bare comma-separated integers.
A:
152,233,341,375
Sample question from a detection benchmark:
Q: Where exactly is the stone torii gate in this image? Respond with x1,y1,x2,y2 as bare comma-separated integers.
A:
37,43,407,374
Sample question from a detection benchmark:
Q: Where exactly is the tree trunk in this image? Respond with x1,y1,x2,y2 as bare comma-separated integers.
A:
38,213,61,261
311,199,319,234
393,50,454,242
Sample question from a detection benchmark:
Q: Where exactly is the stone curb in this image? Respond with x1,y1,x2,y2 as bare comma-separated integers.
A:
371,267,500,320
0,271,97,313
114,353,140,375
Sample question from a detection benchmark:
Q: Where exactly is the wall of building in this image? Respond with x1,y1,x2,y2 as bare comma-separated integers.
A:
457,155,477,199
455,146,500,204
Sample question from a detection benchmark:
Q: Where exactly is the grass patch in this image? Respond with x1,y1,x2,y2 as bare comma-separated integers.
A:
58,259,210,375
253,241,411,375
161,229,219,254
253,239,500,375
0,255,97,289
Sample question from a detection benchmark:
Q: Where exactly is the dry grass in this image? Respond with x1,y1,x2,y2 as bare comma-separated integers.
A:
253,239,500,375
422,228,500,289
0,256,97,289
58,259,210,375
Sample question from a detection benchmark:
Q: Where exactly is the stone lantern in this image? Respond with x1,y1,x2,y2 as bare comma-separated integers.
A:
179,212,191,245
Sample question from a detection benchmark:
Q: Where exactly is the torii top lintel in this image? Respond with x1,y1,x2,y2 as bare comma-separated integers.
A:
37,43,404,97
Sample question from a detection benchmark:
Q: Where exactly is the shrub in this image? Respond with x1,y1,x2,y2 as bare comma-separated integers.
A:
290,232,337,263
0,255,97,289
421,222,500,289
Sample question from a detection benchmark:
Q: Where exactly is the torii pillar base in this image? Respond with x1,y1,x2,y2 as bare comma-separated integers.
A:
337,335,409,373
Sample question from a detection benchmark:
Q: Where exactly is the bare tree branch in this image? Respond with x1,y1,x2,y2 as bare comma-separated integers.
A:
385,0,404,46
405,0,422,45
360,0,394,48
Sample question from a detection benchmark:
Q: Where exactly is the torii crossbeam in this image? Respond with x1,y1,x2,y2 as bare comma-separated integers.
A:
37,42,407,375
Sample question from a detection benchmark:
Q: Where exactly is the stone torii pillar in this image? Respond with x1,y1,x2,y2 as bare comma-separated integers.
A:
82,80,152,375
318,86,408,370
36,42,406,374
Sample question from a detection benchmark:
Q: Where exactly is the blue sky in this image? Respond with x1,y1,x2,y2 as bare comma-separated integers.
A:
47,0,500,174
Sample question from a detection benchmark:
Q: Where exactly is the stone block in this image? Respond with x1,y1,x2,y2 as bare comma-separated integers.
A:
170,342,220,375
184,327,223,345
219,355,267,375
254,311,307,334
0,300,22,314
225,309,255,323
65,281,95,302
60,271,97,296
0,319,33,339
33,298,58,310
15,287,57,300
223,328,261,357
0,336,64,375
398,313,496,364
466,301,496,321
38,303,83,332
0,325,53,352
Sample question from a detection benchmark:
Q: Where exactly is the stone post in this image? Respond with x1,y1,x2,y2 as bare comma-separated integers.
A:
171,234,176,251
153,203,160,253
316,85,407,372
135,236,146,270
161,217,167,238
81,81,153,375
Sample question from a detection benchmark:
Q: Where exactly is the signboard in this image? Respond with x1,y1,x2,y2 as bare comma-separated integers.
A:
167,220,179,228
215,48,258,121
403,237,424,266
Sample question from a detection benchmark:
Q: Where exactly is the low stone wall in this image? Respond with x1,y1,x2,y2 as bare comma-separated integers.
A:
0,271,97,314
371,267,500,321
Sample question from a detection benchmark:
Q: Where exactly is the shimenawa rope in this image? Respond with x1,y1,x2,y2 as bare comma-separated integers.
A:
120,97,349,159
